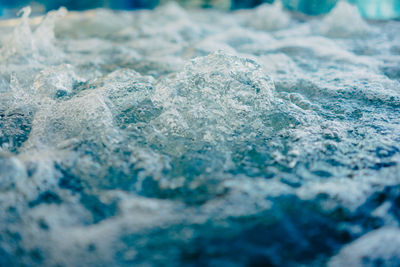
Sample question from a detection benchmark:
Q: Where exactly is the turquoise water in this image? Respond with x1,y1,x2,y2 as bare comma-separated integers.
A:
352,0,400,19
2,0,400,19
282,0,400,19
0,2,400,266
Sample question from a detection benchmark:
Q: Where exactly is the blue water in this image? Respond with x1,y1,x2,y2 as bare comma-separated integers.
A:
0,2,400,266
352,0,400,19
1,0,400,19
282,0,400,18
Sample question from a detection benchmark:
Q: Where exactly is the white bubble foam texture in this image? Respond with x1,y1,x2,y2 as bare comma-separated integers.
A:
0,2,400,266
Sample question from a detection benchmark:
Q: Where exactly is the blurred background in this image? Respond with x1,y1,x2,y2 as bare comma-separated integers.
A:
0,0,399,19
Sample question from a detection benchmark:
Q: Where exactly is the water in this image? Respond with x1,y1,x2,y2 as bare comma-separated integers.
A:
282,0,339,15
350,0,400,20
2,0,400,19
0,2,400,266
282,0,400,19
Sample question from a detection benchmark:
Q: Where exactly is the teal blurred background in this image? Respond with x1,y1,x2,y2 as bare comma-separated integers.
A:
0,0,399,19
282,0,400,19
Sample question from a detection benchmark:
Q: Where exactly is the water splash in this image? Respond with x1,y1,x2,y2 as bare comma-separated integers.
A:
0,4,400,266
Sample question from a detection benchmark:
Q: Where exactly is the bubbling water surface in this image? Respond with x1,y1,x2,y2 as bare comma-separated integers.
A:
1,2,400,266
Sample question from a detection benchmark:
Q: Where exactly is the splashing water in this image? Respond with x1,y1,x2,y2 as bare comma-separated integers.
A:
1,2,400,266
